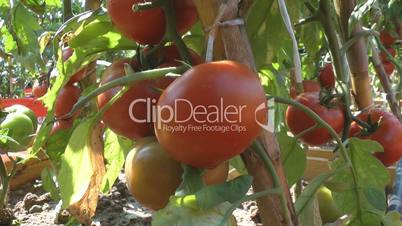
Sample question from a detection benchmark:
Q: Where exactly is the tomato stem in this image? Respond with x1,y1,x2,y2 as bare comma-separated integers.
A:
252,140,292,226
294,124,320,139
160,0,192,64
56,66,187,122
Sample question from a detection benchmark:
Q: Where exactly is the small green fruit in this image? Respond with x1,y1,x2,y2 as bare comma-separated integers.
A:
0,112,34,151
4,105,37,130
317,186,343,224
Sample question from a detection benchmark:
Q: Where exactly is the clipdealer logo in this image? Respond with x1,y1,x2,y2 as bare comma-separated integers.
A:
128,98,269,133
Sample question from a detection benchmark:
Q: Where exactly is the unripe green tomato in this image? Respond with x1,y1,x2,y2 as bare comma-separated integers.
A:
4,105,38,130
0,112,34,152
317,186,343,224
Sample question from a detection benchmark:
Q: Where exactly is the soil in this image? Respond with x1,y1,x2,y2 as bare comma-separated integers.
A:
7,173,260,226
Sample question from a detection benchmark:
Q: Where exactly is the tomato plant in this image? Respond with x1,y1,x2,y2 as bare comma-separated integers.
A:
318,64,335,89
286,92,344,145
289,80,321,98
124,137,228,210
155,60,267,168
107,0,198,45
350,109,402,166
1,0,401,225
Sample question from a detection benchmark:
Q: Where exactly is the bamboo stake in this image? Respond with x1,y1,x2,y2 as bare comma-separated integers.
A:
333,0,373,110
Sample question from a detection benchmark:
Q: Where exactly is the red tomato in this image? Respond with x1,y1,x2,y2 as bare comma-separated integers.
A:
286,92,345,146
155,61,267,168
379,48,396,62
97,59,176,140
50,120,73,136
32,80,48,98
350,109,402,166
380,30,395,47
54,85,81,119
383,62,395,76
107,0,198,45
62,47,88,85
289,80,321,98
318,64,335,89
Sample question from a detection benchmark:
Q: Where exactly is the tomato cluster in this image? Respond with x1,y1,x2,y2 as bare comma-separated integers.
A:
379,30,397,76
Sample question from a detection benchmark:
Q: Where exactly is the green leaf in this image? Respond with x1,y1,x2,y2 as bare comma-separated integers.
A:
7,3,45,72
194,175,252,210
363,186,386,211
101,130,133,193
59,10,136,81
246,0,301,68
38,31,53,54
328,138,390,226
20,0,45,14
41,167,60,200
58,118,95,207
382,211,402,226
298,197,322,226
260,68,288,129
295,172,339,216
153,202,235,226
278,131,306,186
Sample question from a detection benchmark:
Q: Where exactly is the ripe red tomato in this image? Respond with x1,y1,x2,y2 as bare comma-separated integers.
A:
97,59,176,140
107,0,198,45
380,30,395,47
32,80,48,98
286,92,345,146
50,120,73,136
54,85,81,119
124,137,228,210
62,47,88,85
380,48,396,62
318,64,335,89
350,109,402,166
383,62,395,76
155,61,267,168
289,80,321,98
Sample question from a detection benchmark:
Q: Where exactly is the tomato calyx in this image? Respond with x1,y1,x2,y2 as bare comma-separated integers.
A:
318,91,342,109
352,114,382,136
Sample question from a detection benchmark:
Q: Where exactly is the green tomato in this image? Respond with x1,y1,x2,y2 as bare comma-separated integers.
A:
4,105,37,130
0,112,34,152
317,186,343,224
